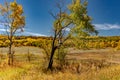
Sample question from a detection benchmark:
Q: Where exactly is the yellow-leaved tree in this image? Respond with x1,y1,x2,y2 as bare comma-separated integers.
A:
0,0,25,65
47,0,97,70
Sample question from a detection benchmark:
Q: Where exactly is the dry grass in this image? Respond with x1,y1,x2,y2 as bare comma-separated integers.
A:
0,46,42,54
0,47,120,80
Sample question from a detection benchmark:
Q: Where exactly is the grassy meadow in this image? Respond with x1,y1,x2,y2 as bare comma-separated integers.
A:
0,47,120,80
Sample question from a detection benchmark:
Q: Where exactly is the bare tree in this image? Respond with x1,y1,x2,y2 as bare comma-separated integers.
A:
47,0,72,70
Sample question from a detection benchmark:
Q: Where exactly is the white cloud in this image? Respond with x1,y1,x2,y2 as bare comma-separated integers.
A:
0,24,47,36
94,24,120,30
24,32,47,36
0,29,6,32
0,28,47,36
65,28,70,31
64,23,120,31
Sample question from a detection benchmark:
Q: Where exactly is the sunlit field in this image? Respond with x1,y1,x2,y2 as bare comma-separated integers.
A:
0,47,120,80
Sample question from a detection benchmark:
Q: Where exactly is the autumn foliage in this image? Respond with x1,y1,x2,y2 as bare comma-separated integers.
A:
0,0,25,65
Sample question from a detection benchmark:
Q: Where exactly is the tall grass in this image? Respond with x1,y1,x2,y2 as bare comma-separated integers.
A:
0,50,120,80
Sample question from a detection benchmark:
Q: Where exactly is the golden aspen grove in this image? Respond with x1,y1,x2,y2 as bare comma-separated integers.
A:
0,0,120,80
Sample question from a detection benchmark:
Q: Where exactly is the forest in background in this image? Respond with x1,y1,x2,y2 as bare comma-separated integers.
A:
0,35,120,50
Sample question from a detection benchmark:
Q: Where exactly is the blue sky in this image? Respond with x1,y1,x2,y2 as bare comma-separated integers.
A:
0,0,120,36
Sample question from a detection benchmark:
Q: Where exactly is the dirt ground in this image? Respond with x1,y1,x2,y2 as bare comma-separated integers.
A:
67,48,120,64
0,47,42,54
0,47,120,64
